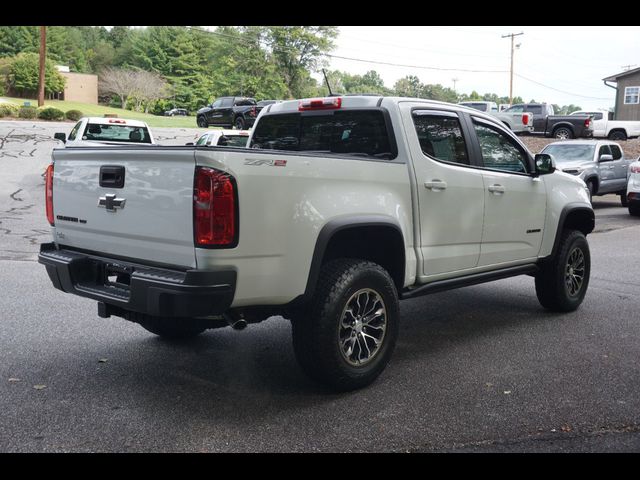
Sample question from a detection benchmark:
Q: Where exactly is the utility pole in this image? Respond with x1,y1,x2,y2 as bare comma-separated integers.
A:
452,78,458,92
38,26,46,107
502,31,523,105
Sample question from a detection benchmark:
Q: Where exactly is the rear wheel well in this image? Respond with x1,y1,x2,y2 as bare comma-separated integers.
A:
321,226,405,292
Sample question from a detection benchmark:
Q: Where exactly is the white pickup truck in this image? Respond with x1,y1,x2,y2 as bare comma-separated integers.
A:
458,101,534,133
39,96,594,391
54,117,155,146
570,110,640,141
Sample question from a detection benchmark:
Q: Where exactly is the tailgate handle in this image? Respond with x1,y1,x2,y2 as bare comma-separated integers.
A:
100,166,125,188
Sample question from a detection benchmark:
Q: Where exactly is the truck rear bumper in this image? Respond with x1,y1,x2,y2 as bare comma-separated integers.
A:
38,242,236,318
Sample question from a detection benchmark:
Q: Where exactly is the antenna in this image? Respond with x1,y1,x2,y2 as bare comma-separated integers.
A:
322,69,335,96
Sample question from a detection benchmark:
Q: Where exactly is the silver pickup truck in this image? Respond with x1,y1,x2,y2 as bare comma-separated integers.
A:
458,101,534,133
541,140,632,205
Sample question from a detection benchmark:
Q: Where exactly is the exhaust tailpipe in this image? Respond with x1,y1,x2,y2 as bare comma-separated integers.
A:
224,312,247,330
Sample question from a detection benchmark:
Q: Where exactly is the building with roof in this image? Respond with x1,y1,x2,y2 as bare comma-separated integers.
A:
603,67,640,121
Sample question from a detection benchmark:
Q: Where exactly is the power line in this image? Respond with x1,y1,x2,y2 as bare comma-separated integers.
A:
338,33,506,59
325,54,508,73
514,73,612,100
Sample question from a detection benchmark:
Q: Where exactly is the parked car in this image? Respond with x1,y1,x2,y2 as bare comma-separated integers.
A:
626,156,640,216
503,103,593,139
188,129,251,148
196,96,263,130
40,95,594,391
541,140,631,204
570,110,640,141
54,117,155,146
458,101,534,133
164,108,188,116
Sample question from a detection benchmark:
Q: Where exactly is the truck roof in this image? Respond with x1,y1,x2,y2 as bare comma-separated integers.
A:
83,117,150,128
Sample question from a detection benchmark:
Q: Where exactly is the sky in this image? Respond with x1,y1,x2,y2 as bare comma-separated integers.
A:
320,26,640,111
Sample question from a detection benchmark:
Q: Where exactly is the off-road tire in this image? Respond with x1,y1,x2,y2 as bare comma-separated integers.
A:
553,126,574,139
291,259,400,392
234,116,245,130
535,229,590,312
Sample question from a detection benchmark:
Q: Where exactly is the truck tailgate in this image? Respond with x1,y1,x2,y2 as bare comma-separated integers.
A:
51,147,197,268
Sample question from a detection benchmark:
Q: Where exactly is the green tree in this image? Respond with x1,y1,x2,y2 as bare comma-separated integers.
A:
393,75,424,97
0,26,38,58
267,26,338,98
7,52,66,97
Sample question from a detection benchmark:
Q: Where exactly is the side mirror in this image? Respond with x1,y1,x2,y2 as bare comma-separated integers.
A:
185,142,194,146
535,153,556,175
54,132,66,143
599,154,613,162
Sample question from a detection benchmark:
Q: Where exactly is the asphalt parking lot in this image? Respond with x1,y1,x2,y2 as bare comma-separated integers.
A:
1,121,639,452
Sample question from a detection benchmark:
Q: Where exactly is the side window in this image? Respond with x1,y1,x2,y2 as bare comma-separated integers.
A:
211,99,223,108
220,98,234,108
593,113,603,121
598,145,612,158
195,134,208,146
527,105,543,115
506,105,524,113
68,121,82,141
412,112,469,165
610,144,622,160
472,120,529,174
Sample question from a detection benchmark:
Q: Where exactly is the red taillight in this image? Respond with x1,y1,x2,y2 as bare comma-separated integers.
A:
585,118,591,128
522,113,530,125
250,106,256,117
298,97,342,111
630,165,640,174
193,167,237,247
45,163,54,226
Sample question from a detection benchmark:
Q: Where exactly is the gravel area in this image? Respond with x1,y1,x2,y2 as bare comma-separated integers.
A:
520,135,640,159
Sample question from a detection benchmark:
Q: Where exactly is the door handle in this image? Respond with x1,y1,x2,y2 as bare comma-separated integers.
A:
424,180,447,191
488,184,505,194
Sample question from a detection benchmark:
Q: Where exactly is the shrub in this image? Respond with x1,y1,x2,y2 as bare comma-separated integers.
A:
65,109,83,121
0,102,20,117
18,106,38,119
37,107,65,121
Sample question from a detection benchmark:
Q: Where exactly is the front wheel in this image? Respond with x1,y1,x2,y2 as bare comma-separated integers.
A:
553,126,574,139
291,259,399,391
197,116,208,128
535,229,590,312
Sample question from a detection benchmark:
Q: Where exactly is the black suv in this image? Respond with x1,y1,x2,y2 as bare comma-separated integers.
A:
196,96,262,129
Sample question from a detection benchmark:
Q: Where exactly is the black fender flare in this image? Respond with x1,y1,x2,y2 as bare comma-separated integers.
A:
289,215,405,307
546,203,594,262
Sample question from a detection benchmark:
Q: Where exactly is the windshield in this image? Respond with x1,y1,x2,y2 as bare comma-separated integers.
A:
83,123,152,143
542,144,595,163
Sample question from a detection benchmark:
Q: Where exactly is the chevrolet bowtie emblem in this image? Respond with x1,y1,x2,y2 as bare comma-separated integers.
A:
98,193,126,212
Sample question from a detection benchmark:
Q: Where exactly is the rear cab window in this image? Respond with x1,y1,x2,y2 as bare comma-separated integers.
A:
249,109,396,160
83,122,152,144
